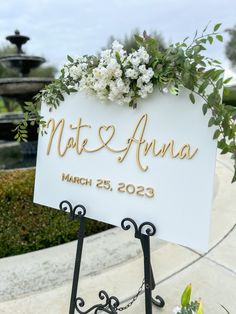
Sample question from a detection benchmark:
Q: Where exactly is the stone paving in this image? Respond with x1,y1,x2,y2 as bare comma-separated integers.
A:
0,153,235,313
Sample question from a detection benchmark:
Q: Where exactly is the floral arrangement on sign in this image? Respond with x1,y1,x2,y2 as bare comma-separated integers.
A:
15,23,236,182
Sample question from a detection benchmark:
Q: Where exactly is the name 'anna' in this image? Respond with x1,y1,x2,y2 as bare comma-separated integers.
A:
46,114,198,172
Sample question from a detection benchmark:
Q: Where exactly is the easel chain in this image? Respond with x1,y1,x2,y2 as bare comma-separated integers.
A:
117,279,145,311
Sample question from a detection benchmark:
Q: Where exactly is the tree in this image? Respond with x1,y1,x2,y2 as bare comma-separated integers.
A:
225,25,236,67
104,29,165,52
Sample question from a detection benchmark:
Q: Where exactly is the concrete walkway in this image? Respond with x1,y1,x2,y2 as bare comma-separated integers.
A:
0,153,235,313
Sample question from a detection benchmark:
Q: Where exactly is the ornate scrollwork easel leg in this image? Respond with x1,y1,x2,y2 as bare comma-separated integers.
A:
121,218,165,313
59,201,87,314
59,201,121,314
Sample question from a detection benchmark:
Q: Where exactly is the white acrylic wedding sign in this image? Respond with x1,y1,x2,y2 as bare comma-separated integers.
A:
34,89,217,252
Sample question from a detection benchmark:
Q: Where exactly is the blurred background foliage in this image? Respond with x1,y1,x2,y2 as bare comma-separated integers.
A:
225,25,236,68
0,169,111,258
103,28,165,52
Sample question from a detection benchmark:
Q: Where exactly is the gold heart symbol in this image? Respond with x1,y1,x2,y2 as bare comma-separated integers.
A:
98,125,115,146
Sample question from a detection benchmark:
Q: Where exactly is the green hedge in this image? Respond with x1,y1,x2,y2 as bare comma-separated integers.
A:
0,169,111,258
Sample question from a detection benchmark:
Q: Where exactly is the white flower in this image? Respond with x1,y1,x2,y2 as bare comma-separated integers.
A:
63,38,155,107
137,47,150,63
125,68,139,79
138,64,147,74
145,83,153,93
172,306,181,314
112,40,124,52
69,65,83,80
107,59,120,71
123,95,132,103
93,80,107,91
76,56,87,63
137,77,143,88
100,49,111,62
162,87,169,94
111,41,126,61
116,78,125,90
92,68,101,79
130,56,142,67
114,68,122,78
123,82,130,93
141,75,151,84
138,83,153,98
141,68,154,83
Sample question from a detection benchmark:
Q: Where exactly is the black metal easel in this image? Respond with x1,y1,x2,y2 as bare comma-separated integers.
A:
59,200,165,314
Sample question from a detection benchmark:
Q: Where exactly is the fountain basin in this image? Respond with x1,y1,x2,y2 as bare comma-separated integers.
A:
0,77,52,99
0,55,46,75
6,33,29,48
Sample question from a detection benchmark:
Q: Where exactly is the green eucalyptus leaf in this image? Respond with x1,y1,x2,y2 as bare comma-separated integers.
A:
216,78,224,89
212,59,221,65
198,38,207,44
69,88,78,93
211,69,224,81
223,77,232,84
193,45,202,54
213,23,222,32
199,81,209,93
208,117,216,127
221,147,229,154
199,61,206,67
67,55,74,63
202,103,208,115
207,36,213,44
184,60,191,70
58,93,64,101
216,34,223,42
189,93,195,104
217,139,225,149
213,129,221,139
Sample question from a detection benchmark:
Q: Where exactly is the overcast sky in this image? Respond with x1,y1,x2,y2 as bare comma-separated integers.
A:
0,0,236,77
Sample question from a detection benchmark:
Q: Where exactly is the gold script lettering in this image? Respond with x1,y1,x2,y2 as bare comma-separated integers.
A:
46,114,199,171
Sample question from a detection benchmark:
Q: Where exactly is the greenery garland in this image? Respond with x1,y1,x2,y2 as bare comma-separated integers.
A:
14,23,236,182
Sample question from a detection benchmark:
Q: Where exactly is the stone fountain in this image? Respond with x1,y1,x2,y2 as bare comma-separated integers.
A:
0,30,53,169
